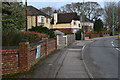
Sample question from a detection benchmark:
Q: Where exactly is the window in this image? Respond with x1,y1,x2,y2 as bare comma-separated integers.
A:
41,16,44,23
74,22,76,25
79,24,81,27
46,18,48,24
38,16,44,23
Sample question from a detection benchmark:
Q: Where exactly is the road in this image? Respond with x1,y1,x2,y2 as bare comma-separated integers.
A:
83,36,119,78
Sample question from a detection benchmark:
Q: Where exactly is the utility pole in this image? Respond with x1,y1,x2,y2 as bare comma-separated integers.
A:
83,0,85,40
25,0,28,31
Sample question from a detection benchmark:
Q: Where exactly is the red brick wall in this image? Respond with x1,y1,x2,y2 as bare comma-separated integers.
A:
28,41,46,68
90,33,100,38
48,39,56,53
86,31,110,39
54,28,73,34
1,49,19,74
1,38,57,75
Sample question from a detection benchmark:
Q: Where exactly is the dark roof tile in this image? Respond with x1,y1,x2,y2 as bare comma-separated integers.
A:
51,13,80,24
27,6,51,18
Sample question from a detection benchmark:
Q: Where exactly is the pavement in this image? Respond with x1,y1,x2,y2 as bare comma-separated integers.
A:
11,40,92,78
31,40,91,78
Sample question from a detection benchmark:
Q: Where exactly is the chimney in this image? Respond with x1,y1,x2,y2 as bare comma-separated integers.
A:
54,10,58,25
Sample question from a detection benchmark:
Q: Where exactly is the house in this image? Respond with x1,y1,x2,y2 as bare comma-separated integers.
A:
27,6,52,29
51,11,82,34
80,14,94,33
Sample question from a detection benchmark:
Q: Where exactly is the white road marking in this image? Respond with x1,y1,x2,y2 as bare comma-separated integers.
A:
111,41,113,44
116,48,120,51
111,40,120,52
112,44,115,47
68,49,81,51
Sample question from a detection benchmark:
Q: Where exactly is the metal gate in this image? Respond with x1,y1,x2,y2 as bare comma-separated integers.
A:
75,33,81,40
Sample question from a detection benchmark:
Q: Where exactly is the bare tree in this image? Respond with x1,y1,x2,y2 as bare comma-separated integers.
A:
104,2,118,30
40,7,55,16
59,2,103,21
118,1,120,32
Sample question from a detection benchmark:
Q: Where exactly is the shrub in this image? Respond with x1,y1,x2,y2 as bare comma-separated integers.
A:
29,26,55,38
2,31,47,46
76,29,84,34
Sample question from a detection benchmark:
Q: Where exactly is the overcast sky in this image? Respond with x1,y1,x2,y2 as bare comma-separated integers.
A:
21,0,119,9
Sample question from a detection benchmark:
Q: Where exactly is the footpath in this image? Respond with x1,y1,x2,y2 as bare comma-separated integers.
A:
3,40,93,78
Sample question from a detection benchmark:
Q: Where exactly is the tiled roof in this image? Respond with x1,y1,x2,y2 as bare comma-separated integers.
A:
27,6,51,18
51,13,80,24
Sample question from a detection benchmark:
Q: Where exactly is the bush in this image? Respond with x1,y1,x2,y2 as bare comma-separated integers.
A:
76,29,84,34
29,26,55,38
2,31,47,46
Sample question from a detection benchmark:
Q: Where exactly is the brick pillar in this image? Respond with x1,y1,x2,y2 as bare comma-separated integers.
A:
42,38,48,57
18,42,30,72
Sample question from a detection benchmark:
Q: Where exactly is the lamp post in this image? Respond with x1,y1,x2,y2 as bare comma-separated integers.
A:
112,5,114,36
25,0,28,31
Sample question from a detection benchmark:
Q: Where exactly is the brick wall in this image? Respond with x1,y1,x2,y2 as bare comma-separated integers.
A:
90,33,100,38
48,39,56,53
85,31,110,39
1,49,19,74
1,38,57,75
55,28,73,34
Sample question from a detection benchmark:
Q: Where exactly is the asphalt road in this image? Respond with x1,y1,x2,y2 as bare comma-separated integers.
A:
83,36,119,78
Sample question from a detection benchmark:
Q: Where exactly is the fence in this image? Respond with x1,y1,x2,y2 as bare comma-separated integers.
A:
0,38,57,75
57,34,75,47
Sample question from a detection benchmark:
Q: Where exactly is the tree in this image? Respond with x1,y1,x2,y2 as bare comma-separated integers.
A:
40,7,55,16
118,1,120,32
104,2,118,31
94,18,103,32
2,2,25,31
59,2,103,21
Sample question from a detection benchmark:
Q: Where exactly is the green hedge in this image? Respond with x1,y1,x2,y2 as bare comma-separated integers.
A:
2,31,41,46
29,26,55,38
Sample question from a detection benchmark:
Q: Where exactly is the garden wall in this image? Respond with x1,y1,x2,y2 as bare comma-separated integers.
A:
85,31,110,39
57,34,75,47
0,38,57,75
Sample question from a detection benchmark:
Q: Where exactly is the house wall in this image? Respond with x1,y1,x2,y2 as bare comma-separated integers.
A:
71,20,82,29
52,23,71,29
27,16,51,29
27,16,36,29
52,20,82,29
51,20,82,33
81,22,94,32
42,18,51,29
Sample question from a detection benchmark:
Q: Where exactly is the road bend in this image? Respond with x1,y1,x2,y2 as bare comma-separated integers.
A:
83,36,119,78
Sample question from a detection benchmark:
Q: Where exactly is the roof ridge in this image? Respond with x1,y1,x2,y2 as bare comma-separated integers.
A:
27,5,51,18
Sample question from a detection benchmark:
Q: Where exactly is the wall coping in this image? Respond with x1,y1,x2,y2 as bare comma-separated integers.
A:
1,46,18,50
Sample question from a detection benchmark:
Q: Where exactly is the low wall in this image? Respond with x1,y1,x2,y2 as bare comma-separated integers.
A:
0,38,57,75
57,34,75,46
90,33,100,38
85,31,110,39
